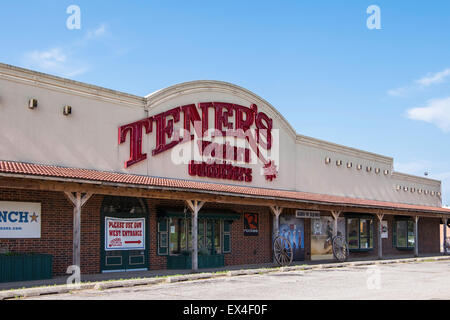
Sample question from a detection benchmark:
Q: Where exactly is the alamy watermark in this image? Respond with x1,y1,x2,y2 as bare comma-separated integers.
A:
366,265,381,290
66,5,81,30
66,264,81,289
367,5,381,30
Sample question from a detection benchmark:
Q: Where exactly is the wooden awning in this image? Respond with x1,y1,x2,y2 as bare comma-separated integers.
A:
0,160,449,217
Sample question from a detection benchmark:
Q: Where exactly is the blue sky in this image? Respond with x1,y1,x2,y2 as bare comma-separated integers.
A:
1,1,450,205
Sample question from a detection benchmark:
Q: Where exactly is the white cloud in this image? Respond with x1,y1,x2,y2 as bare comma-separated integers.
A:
406,97,450,132
23,47,87,78
86,23,107,40
387,86,410,97
415,68,450,87
388,68,450,97
21,23,109,78
26,48,66,68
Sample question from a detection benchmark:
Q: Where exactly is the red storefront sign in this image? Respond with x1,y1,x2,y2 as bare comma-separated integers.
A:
118,102,277,181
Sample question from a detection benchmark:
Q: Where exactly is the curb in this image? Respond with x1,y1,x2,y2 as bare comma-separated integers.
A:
1,255,449,300
94,278,166,290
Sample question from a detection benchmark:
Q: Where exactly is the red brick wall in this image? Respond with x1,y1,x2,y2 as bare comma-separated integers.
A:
0,189,74,275
80,195,103,274
224,205,272,266
0,188,443,278
146,199,171,270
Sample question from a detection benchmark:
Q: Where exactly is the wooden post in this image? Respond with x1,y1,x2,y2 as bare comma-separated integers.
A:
270,206,283,263
376,213,384,260
414,215,419,257
443,216,448,255
64,192,92,268
185,200,205,272
270,206,283,238
330,211,341,237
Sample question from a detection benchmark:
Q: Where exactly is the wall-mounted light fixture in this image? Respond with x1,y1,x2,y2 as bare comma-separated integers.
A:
63,105,72,116
28,98,38,109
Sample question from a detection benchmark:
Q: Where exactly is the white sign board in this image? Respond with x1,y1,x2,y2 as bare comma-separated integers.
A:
381,221,388,239
296,210,321,219
0,201,41,238
105,217,145,251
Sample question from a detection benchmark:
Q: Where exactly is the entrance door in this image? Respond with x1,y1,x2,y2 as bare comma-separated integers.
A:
100,197,149,272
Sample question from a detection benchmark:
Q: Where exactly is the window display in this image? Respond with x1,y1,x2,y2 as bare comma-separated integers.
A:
346,217,374,250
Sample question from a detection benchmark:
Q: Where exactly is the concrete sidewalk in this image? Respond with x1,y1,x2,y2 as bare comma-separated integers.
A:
1,254,449,300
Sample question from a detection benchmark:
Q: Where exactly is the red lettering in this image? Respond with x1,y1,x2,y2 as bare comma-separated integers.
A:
118,117,153,168
153,107,181,156
181,104,201,140
199,102,213,137
119,102,273,176
188,160,252,182
255,111,273,150
234,104,255,132
214,102,234,134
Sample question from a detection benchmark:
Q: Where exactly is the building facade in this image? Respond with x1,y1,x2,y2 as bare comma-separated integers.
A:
0,63,449,276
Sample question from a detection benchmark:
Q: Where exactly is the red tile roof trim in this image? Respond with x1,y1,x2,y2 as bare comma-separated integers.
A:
0,161,449,214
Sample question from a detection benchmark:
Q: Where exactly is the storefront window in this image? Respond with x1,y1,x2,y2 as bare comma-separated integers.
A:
168,218,224,255
407,221,415,247
214,220,221,254
360,219,372,249
396,220,407,247
179,219,187,253
169,218,184,255
347,218,359,249
206,220,213,252
346,217,373,250
395,220,415,249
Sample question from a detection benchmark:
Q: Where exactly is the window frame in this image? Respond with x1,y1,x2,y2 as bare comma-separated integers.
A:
345,216,374,252
222,220,232,254
393,219,415,250
157,219,169,256
159,217,230,256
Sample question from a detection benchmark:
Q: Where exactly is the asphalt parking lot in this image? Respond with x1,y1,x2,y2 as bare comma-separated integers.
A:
25,260,450,300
